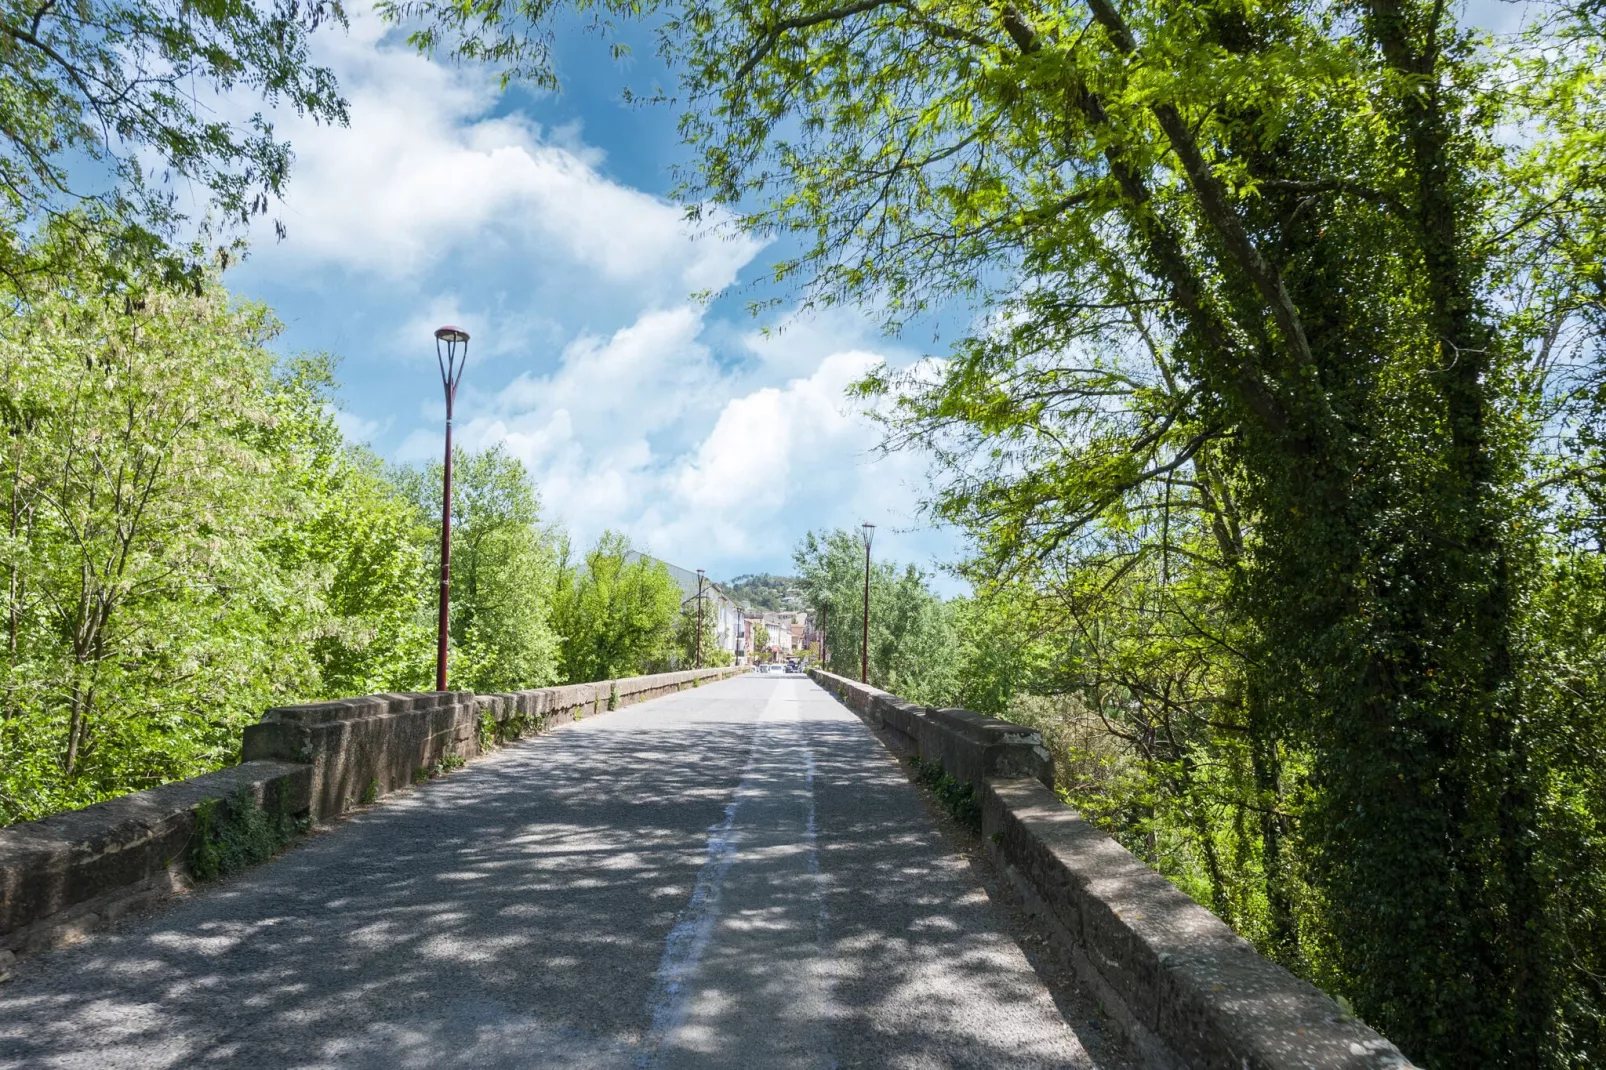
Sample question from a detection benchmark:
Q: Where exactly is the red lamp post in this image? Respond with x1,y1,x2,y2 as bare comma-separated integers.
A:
860,522,875,684
434,325,469,692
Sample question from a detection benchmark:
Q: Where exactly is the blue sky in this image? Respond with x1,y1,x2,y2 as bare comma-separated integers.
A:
225,9,967,590
222,1,1527,592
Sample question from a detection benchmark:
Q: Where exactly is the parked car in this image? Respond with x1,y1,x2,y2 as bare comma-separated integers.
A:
785,659,801,674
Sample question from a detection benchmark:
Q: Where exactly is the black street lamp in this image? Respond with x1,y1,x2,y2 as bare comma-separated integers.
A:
695,568,706,669
860,522,875,684
434,325,469,692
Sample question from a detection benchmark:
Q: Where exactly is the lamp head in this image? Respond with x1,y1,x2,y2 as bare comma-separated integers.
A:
434,326,470,344
862,522,876,549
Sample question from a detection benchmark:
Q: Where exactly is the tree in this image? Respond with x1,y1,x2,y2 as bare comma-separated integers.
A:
793,529,955,704
402,445,562,693
751,622,770,660
550,532,681,682
0,0,348,289
0,276,320,820
666,598,733,669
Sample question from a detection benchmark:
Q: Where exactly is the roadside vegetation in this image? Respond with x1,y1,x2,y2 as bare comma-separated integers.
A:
3,0,1606,1061
0,290,704,824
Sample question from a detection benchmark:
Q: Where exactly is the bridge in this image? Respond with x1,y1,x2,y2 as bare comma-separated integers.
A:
0,669,1411,1069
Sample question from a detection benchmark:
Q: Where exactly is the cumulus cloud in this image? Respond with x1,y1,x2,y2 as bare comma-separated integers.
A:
226,13,952,581
255,10,761,294
406,299,932,571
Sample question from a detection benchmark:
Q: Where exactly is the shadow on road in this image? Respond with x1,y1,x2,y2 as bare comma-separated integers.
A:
0,677,1103,1069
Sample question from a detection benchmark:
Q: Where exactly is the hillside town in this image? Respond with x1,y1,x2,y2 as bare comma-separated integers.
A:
636,556,820,665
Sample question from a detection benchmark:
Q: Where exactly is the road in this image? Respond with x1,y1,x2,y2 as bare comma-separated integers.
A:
0,673,1123,1069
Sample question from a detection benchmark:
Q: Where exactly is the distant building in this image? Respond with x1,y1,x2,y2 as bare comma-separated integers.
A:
748,610,810,661
624,552,746,662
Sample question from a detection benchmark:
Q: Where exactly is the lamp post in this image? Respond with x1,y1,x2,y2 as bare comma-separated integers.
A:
695,568,705,669
434,325,469,692
819,598,829,668
860,522,875,684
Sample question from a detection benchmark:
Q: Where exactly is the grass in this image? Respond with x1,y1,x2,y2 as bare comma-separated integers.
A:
908,755,982,832
191,785,308,882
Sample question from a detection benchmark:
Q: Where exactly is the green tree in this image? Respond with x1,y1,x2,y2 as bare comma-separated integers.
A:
254,357,437,699
0,277,321,821
751,622,770,660
665,597,733,669
793,529,955,704
550,532,681,682
402,445,562,693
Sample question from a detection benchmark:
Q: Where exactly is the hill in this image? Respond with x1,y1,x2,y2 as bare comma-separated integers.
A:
722,573,803,612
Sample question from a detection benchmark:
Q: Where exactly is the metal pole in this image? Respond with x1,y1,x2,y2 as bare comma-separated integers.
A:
820,602,828,667
861,541,871,684
695,569,705,669
436,393,452,691
434,327,469,692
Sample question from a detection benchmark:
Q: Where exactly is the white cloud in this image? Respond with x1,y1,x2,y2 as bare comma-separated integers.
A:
423,298,933,572
434,305,723,533
331,407,386,444
256,9,762,294
225,16,954,582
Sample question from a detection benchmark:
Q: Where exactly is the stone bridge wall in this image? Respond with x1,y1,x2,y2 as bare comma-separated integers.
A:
810,668,1415,1070
0,666,746,959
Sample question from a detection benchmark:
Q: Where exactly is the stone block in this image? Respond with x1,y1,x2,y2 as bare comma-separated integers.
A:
0,761,309,951
982,778,1414,1070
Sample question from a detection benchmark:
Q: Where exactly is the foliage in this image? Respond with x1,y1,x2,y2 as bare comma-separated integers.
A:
665,597,734,669
0,277,322,822
400,444,562,693
550,531,682,682
191,786,307,882
0,0,347,290
908,754,980,831
792,528,956,705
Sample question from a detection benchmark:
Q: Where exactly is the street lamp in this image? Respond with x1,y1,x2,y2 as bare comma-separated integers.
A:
861,522,875,684
819,597,829,669
695,568,705,669
434,325,469,692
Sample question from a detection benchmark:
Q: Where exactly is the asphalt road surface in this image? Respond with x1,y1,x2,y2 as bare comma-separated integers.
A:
0,673,1119,1069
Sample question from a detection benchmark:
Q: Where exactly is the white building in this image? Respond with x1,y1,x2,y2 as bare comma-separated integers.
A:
625,552,745,662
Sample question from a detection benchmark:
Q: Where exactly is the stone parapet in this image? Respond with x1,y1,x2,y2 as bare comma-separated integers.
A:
807,669,1053,788
2,665,748,958
0,760,308,955
243,690,479,820
808,668,1415,1070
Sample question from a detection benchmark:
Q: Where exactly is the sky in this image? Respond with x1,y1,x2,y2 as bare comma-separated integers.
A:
222,1,1530,593
226,8,965,591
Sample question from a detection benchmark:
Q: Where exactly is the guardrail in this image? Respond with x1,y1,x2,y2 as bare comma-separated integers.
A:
0,666,748,959
809,668,1415,1070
